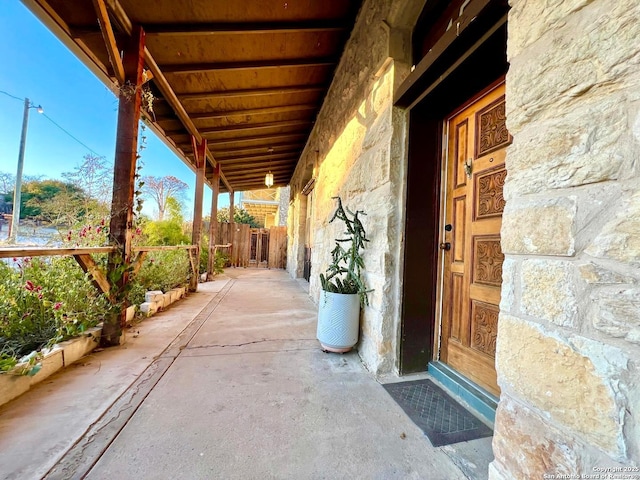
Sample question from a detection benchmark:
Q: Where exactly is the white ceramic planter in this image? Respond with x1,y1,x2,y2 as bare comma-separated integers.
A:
316,290,361,353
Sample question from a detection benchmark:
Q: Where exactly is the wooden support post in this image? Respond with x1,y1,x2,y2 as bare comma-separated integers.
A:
190,136,207,291
207,165,220,280
229,190,235,233
105,25,145,346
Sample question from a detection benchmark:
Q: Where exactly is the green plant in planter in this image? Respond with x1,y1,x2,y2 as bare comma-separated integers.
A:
319,197,372,306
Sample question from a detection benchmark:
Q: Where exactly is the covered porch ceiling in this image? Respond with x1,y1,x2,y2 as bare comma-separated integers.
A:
23,0,362,193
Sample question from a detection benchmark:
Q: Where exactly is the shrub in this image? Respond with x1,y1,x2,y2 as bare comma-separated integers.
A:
0,257,110,371
129,250,191,305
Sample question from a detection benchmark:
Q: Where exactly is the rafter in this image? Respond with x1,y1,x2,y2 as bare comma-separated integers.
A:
179,104,317,122
216,152,299,163
100,0,236,193
175,85,325,102
166,119,311,136
91,0,125,84
143,20,349,35
220,159,296,172
163,58,335,74
205,132,308,149
210,143,305,158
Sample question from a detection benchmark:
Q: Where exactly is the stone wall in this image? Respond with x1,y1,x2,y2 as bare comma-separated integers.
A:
287,0,415,374
491,0,640,476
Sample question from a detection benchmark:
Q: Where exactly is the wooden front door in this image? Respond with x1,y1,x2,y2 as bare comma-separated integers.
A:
440,82,510,397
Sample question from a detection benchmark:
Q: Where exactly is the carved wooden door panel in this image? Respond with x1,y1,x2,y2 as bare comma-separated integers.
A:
440,82,509,396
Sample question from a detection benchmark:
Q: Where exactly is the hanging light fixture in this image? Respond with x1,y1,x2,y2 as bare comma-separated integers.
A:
265,147,274,187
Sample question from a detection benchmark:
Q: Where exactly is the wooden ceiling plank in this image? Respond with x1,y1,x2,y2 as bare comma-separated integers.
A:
206,132,308,148
198,120,312,136
210,143,304,157
217,152,298,163
91,0,125,85
175,85,325,101
163,58,335,74
184,104,317,121
143,20,349,35
220,159,297,170
167,119,311,136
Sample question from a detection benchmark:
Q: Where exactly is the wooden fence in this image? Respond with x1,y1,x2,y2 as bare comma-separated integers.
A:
215,223,286,269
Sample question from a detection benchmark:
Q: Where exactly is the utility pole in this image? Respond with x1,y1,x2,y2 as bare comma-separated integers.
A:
9,98,42,244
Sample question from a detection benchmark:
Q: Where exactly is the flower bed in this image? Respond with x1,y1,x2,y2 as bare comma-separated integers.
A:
0,326,101,407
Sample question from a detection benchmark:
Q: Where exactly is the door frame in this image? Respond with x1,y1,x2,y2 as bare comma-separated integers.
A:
397,5,509,374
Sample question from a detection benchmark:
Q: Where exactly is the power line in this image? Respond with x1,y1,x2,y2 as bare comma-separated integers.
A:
0,90,23,102
41,113,104,158
0,89,105,158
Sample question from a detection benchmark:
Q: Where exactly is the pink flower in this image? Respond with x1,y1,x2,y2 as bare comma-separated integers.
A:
25,280,35,291
38,293,43,299
54,302,62,310
12,257,17,262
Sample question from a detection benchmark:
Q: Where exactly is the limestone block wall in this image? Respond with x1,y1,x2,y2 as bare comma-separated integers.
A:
491,0,640,476
288,0,413,374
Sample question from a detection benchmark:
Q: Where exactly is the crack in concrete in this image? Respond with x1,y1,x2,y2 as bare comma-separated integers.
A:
184,338,317,349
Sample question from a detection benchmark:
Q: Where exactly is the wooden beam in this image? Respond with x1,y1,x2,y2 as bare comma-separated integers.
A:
143,20,349,35
212,144,304,159
104,0,219,183
144,48,202,144
73,254,111,295
186,104,317,121
106,24,145,345
224,179,288,190
190,136,207,291
165,119,311,137
220,159,295,171
394,0,494,107
206,133,308,149
218,155,297,166
91,0,125,85
177,85,325,102
197,120,312,138
131,250,148,276
225,169,293,181
0,246,114,259
229,189,235,235
207,165,220,280
163,58,335,74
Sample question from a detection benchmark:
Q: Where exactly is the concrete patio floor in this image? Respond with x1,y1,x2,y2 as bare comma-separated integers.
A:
0,268,493,480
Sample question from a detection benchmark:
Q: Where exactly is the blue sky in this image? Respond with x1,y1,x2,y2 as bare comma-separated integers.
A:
0,2,231,217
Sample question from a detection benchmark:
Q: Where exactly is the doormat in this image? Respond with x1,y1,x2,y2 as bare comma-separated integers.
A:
383,379,493,447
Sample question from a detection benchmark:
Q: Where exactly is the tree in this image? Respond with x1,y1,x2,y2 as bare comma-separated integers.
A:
165,196,184,223
10,179,87,221
141,175,188,221
0,172,14,194
62,154,113,210
216,206,260,227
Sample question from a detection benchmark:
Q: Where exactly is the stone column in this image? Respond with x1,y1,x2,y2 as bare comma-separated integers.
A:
490,0,640,476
